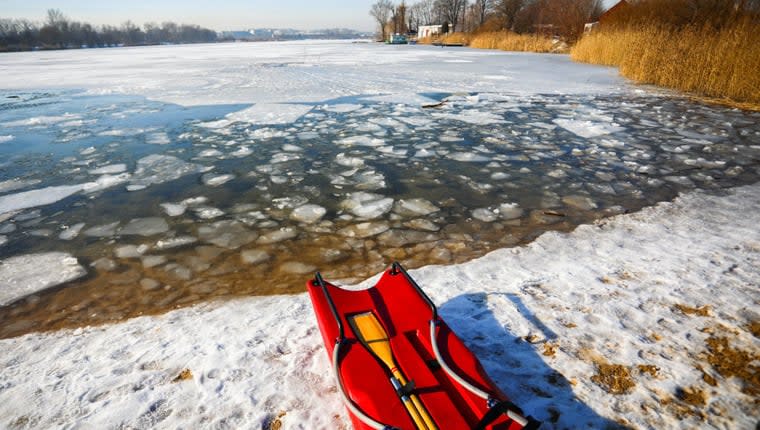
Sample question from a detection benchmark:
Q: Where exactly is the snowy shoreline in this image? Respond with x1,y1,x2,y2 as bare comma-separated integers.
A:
1,183,758,429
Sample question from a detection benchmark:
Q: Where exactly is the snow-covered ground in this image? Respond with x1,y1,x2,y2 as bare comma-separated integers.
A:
0,40,624,106
1,184,758,429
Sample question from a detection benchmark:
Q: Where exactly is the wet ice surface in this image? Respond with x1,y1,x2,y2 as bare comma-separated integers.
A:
1,86,760,337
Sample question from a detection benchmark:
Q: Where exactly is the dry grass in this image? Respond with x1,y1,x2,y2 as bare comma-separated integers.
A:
571,19,760,106
469,31,560,53
417,32,471,46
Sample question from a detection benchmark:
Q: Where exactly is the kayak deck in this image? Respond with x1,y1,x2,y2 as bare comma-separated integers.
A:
307,263,539,430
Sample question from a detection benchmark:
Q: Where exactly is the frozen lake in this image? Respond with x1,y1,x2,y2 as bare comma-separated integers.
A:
1,41,759,338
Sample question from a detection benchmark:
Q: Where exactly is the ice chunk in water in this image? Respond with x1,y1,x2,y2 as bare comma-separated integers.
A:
0,135,14,143
403,219,440,232
341,192,393,219
89,164,127,175
498,203,523,220
0,235,6,246
160,202,187,217
338,136,384,147
257,227,298,244
114,244,150,259
59,222,85,240
155,236,198,250
472,208,499,222
146,132,171,145
338,221,390,238
335,153,365,167
226,103,312,125
0,184,84,215
84,221,120,237
446,152,490,162
0,178,42,194
141,255,167,268
119,218,169,236
553,118,625,138
198,149,223,158
393,199,440,217
194,207,225,219
231,146,253,158
279,261,317,274
130,154,209,188
82,173,131,193
241,249,270,265
202,173,235,187
290,204,327,224
198,220,257,249
562,195,598,210
0,252,86,306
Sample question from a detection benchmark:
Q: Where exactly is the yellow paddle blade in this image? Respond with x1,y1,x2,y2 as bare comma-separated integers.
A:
349,312,397,371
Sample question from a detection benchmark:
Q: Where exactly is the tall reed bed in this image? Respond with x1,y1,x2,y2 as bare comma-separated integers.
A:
469,31,560,53
572,19,760,105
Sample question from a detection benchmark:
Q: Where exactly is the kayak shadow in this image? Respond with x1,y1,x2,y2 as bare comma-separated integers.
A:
438,292,630,429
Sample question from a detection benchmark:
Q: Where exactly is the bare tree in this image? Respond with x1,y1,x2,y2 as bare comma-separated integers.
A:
472,0,494,26
494,0,525,30
370,0,394,41
410,0,442,26
435,0,469,31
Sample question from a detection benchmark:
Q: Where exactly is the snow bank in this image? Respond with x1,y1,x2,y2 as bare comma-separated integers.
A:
1,184,758,428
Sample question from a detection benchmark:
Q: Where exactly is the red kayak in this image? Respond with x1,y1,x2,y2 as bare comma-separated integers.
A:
307,262,540,430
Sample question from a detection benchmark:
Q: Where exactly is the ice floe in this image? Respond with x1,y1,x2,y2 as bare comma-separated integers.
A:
202,173,235,187
341,192,393,219
290,204,327,224
130,154,209,189
59,222,85,240
0,184,84,215
119,217,170,236
0,135,14,143
553,118,625,139
240,249,270,265
198,221,257,249
0,252,86,305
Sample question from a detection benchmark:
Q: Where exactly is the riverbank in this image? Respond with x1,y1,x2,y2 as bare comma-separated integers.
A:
1,183,758,428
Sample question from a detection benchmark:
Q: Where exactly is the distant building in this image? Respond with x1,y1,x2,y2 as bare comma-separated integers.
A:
584,0,630,33
599,0,630,26
418,25,444,39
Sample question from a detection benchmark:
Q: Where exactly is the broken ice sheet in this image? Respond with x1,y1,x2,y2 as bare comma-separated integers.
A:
0,252,86,305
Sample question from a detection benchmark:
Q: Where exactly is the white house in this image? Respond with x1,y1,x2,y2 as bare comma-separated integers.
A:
417,25,444,39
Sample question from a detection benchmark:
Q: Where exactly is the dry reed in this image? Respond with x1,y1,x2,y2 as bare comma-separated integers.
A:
469,31,560,53
571,19,760,105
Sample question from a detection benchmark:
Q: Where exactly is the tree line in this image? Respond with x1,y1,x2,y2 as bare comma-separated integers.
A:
0,9,218,52
371,0,760,43
371,0,605,42
370,0,604,40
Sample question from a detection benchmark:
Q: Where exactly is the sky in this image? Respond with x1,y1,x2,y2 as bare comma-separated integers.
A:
0,0,620,32
0,0,381,31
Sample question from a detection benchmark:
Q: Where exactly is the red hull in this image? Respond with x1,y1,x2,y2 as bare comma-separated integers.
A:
307,264,538,430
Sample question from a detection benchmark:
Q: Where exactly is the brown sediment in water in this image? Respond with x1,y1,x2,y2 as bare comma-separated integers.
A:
0,209,597,340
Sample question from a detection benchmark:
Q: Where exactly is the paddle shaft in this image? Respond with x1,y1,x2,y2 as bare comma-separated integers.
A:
390,368,438,430
350,312,438,430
